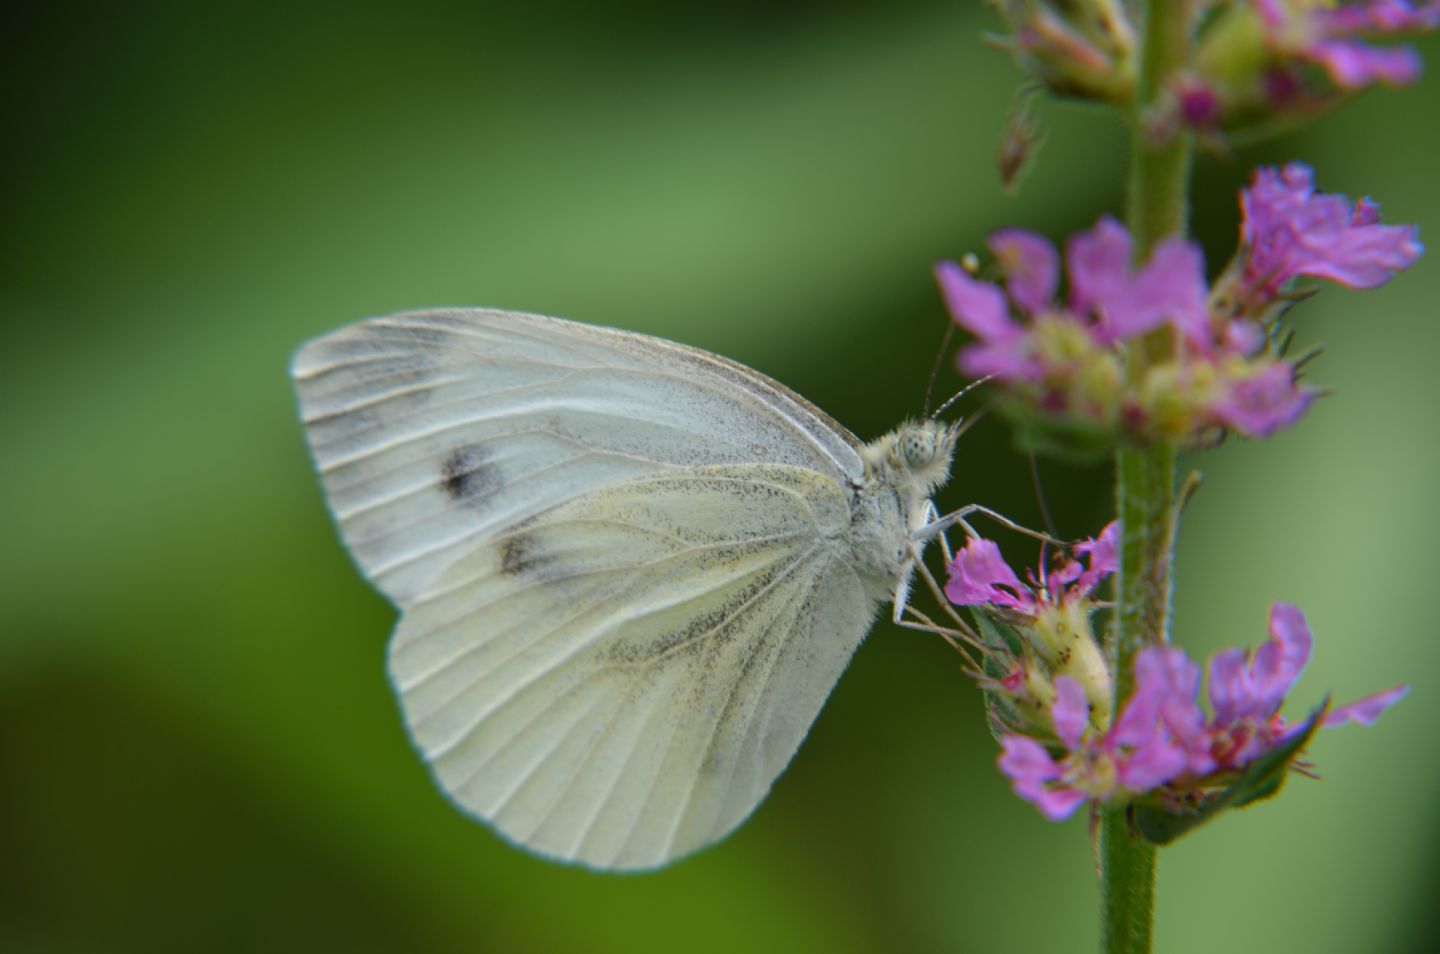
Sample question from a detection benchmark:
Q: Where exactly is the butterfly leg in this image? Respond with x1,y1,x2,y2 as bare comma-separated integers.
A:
890,536,967,633
896,503,1056,632
914,503,1063,547
920,499,956,566
895,501,954,626
888,544,985,667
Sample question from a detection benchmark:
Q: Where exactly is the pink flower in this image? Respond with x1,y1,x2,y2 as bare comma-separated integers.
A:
989,228,1059,314
1205,603,1408,766
1072,520,1119,595
945,522,1118,613
944,538,1035,612
1208,602,1312,726
1255,1,1440,90
934,260,1042,381
1208,362,1317,438
1122,648,1215,777
935,218,1210,382
998,663,1197,819
936,163,1419,447
1239,163,1424,300
998,603,1408,821
1324,685,1411,727
999,735,1090,821
1066,217,1210,346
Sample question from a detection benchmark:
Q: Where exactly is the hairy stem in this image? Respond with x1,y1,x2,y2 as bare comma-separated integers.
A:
1101,2,1193,953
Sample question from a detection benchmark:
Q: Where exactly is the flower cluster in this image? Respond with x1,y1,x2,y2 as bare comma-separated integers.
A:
1252,0,1440,90
948,535,1407,823
946,523,1119,740
935,162,1421,451
997,603,1407,821
1167,2,1440,142
991,3,1440,147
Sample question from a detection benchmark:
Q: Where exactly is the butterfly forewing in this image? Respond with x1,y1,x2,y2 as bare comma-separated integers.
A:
292,310,863,604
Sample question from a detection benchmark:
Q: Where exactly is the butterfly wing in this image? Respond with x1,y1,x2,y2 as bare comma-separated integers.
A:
291,309,864,604
389,464,875,869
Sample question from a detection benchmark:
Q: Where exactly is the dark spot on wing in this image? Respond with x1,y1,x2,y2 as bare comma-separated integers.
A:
499,531,543,577
440,444,500,502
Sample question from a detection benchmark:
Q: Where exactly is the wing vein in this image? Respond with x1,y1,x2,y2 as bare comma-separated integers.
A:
659,549,827,858
411,535,814,752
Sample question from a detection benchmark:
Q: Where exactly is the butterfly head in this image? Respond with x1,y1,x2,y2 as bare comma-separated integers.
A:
867,419,958,500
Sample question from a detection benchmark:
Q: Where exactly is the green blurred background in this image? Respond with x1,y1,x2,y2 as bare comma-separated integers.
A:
3,2,1436,951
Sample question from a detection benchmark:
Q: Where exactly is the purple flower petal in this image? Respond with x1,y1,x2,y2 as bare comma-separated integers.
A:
1109,665,1162,749
1102,237,1211,346
1052,676,1089,749
1208,602,1315,726
945,538,1034,612
1240,163,1424,297
1074,520,1119,594
1260,1,1438,91
957,340,1046,382
1298,217,1425,288
1064,217,1211,346
1043,558,1083,603
1030,785,1090,821
1310,38,1422,88
1067,216,1133,315
1324,684,1409,727
1000,736,1088,820
1211,362,1317,438
1048,558,1083,589
999,734,1062,782
1207,648,1253,727
935,260,1018,342
1115,646,1215,777
1110,647,1187,753
989,228,1060,314
1146,651,1211,755
1117,736,1189,791
1251,602,1314,704
1319,0,1440,33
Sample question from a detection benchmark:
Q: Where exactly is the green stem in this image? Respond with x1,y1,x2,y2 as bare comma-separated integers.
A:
1099,444,1174,954
1100,2,1193,953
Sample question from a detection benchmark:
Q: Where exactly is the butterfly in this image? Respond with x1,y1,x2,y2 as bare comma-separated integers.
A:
291,308,970,870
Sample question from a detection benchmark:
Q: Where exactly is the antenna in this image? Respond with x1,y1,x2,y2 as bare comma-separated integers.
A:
922,321,956,417
932,374,995,421
1028,451,1060,541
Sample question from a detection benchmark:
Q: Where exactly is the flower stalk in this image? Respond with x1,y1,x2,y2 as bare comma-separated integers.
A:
950,5,1425,952
1104,2,1194,951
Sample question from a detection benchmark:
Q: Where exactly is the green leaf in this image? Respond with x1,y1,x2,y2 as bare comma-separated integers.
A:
969,607,1023,656
1134,697,1330,846
968,609,1030,743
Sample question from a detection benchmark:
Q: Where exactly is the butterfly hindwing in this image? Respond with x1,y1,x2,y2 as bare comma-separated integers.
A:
388,464,874,869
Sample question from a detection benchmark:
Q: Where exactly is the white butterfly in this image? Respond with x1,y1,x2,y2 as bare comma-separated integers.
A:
291,308,968,870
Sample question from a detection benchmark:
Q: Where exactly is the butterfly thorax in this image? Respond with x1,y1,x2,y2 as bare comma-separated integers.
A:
847,420,958,600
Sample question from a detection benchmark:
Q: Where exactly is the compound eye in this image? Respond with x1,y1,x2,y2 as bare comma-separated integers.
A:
901,430,935,469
